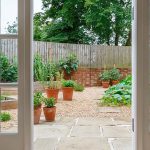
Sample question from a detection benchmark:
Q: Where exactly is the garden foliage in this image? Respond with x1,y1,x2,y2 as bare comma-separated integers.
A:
43,97,55,108
34,92,43,108
0,112,11,122
74,82,84,92
59,53,79,75
0,54,18,82
33,0,131,46
101,75,132,106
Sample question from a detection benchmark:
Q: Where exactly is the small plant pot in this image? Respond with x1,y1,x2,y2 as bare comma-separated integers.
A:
62,87,74,101
63,70,75,80
112,80,119,85
45,88,59,103
43,106,56,122
102,81,110,88
34,106,42,124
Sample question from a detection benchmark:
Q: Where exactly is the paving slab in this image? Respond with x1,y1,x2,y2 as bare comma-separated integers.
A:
77,118,114,126
113,119,131,125
111,138,132,150
34,138,58,150
70,126,101,137
40,117,76,126
97,107,121,113
102,126,131,138
34,125,70,139
56,137,110,150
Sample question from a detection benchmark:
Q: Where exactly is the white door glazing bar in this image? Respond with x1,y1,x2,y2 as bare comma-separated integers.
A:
0,34,18,39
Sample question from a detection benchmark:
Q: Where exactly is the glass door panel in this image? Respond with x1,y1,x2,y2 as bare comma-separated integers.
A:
1,0,18,34
0,0,33,149
0,38,18,133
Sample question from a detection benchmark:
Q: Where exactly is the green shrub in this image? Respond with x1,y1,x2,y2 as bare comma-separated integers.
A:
34,54,44,81
0,95,5,101
100,75,132,106
59,53,79,74
62,80,75,87
43,97,55,108
99,70,111,81
0,112,11,122
110,68,121,81
74,82,84,91
34,92,43,108
0,54,18,82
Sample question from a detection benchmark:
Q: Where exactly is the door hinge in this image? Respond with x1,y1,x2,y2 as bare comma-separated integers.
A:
132,118,134,132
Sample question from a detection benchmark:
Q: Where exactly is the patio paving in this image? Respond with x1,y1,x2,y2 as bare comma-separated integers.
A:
34,117,132,150
1,87,132,149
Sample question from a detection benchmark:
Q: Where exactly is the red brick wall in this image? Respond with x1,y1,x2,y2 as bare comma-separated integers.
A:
71,68,131,87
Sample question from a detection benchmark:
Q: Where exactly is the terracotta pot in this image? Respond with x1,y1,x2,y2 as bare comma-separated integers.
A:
62,87,74,101
45,88,59,103
34,106,42,124
63,70,75,80
43,106,56,122
112,80,119,85
102,81,110,88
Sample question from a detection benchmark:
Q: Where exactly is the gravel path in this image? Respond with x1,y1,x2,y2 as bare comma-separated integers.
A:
56,87,131,121
1,87,131,131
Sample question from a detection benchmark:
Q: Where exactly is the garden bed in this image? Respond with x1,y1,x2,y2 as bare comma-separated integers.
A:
1,97,18,110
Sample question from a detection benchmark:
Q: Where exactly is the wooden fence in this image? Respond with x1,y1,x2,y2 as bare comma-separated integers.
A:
0,39,131,68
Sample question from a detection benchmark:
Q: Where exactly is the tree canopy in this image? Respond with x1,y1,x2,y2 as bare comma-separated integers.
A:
33,0,131,46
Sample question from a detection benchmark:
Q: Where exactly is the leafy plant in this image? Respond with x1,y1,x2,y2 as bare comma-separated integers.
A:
0,95,5,101
43,97,55,108
100,75,132,106
110,68,121,81
0,112,11,122
43,72,63,89
99,70,111,81
59,53,79,74
0,53,18,82
62,80,75,87
74,82,84,91
34,92,43,108
40,62,60,82
34,54,44,81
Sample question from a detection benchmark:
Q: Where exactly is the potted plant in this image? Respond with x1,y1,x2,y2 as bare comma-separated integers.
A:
99,70,111,88
110,68,121,85
62,80,75,100
34,92,43,124
59,53,79,80
41,63,63,103
43,97,56,122
45,73,62,103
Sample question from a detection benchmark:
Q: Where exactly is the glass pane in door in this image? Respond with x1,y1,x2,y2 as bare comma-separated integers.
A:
1,0,18,34
0,38,18,133
0,0,18,133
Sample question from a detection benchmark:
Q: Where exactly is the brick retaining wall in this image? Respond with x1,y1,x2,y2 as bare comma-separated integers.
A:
34,67,131,91
71,68,131,87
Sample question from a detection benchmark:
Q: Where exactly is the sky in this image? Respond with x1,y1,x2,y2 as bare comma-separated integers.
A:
1,0,42,33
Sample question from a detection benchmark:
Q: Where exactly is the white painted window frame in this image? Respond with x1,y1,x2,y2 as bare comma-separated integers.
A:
0,0,33,149
0,0,150,149
132,0,150,150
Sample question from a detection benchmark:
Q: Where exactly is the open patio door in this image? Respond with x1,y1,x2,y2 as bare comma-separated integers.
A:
132,0,150,149
0,0,33,150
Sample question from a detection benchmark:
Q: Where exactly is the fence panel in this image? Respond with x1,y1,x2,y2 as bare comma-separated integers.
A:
0,40,131,68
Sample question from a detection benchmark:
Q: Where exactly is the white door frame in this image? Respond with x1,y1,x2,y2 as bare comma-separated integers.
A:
0,0,33,149
132,0,150,149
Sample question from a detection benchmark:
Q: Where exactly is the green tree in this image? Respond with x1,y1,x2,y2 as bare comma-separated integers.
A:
84,0,131,45
34,0,95,44
34,12,45,41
